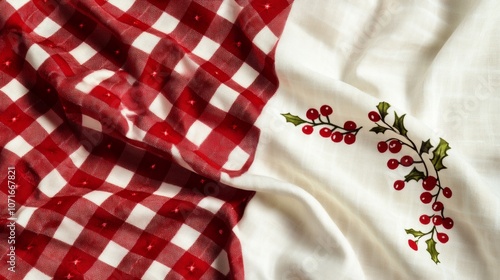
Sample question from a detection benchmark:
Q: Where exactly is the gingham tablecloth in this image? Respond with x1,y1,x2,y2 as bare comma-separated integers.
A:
0,0,292,279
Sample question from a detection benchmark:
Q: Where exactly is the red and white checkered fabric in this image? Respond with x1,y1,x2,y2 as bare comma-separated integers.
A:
0,0,292,279
1,144,254,279
1,0,292,178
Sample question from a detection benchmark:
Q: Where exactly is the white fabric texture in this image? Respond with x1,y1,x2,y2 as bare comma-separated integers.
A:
221,0,500,279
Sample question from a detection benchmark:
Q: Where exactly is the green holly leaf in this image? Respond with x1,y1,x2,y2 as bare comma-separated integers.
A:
376,102,391,121
393,112,408,136
430,138,451,171
420,139,433,155
426,238,440,264
370,125,389,134
281,113,307,126
404,167,425,182
405,228,425,238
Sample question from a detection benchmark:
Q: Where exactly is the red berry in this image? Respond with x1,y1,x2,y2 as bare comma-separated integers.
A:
420,192,433,204
432,215,443,225
394,180,405,190
400,155,413,167
306,108,319,120
388,140,402,153
320,105,333,116
419,214,430,225
368,111,381,122
443,217,454,229
408,240,418,251
422,176,437,191
432,201,444,211
319,127,332,138
437,232,449,244
377,141,388,153
331,131,343,143
302,125,313,135
344,134,356,145
343,121,357,130
443,187,452,198
387,159,399,169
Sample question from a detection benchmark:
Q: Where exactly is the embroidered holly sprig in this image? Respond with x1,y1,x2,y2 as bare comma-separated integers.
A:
282,105,362,145
368,102,453,264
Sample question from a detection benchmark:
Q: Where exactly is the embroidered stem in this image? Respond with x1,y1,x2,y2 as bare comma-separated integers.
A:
282,105,363,145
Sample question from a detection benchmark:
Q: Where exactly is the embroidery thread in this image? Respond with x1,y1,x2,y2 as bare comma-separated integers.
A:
282,105,362,145
368,101,453,264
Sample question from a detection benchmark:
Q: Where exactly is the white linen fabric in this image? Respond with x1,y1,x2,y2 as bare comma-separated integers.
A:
220,0,500,279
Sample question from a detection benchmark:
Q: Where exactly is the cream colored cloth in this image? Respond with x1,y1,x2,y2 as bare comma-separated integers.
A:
221,0,500,279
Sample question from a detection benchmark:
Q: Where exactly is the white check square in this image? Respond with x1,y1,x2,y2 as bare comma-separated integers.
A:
222,146,249,171
170,224,200,251
253,26,278,54
217,0,243,23
107,0,134,12
6,0,30,10
173,55,198,76
83,191,113,206
33,17,61,38
24,268,51,280
82,115,102,132
125,204,156,230
105,165,134,188
69,42,97,64
192,36,220,61
75,69,115,93
1,79,29,102
26,44,50,70
132,32,161,54
98,241,129,268
125,124,148,141
4,135,33,158
16,206,37,228
69,146,90,168
209,84,239,112
149,94,172,120
53,217,84,245
143,261,171,279
39,169,67,197
185,120,212,147
211,250,230,275
198,197,225,214
153,182,182,198
232,63,259,88
152,12,180,34
36,110,63,134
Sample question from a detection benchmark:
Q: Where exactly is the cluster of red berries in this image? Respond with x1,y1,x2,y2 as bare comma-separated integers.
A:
415,175,453,245
377,139,415,170
301,105,361,145
368,106,454,260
